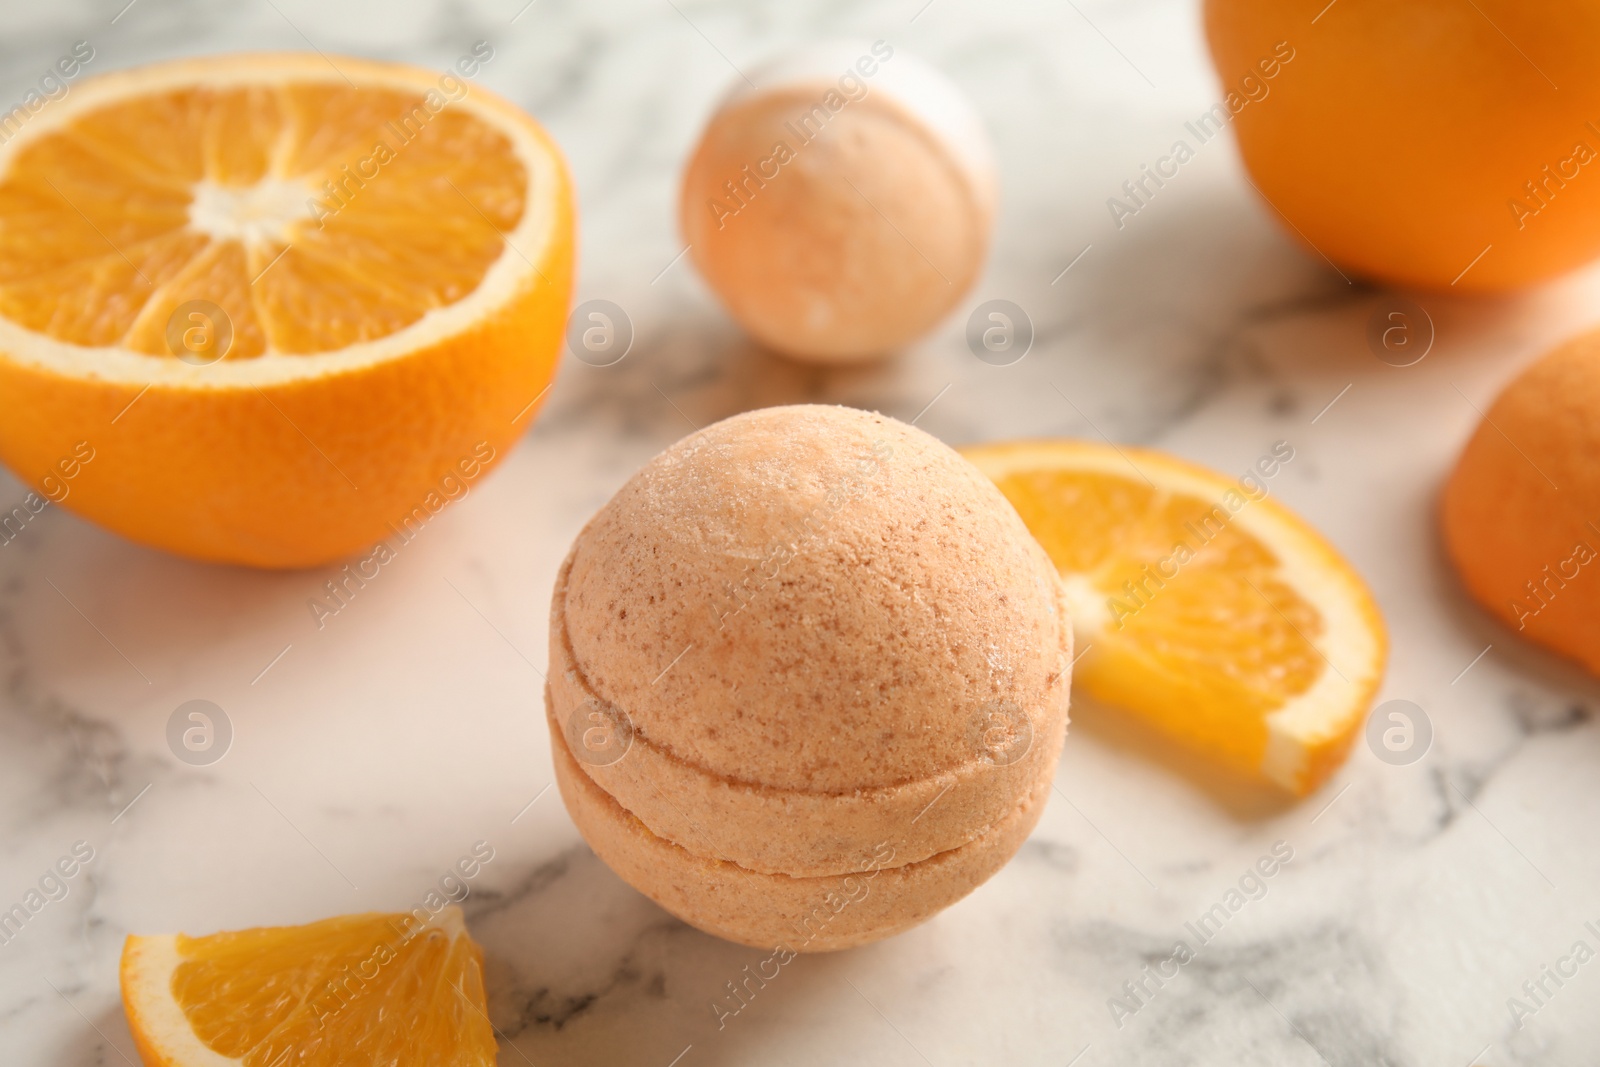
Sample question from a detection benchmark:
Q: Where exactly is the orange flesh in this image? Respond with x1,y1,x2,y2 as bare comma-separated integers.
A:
993,469,1324,761
0,85,526,356
170,912,495,1066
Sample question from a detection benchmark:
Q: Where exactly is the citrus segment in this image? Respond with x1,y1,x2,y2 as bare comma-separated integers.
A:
964,440,1386,794
121,908,496,1067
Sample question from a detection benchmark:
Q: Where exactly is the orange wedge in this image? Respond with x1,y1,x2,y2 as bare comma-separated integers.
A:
962,439,1387,795
121,907,496,1066
0,53,574,567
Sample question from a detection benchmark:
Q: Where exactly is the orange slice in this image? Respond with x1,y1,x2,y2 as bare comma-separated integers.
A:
0,53,574,567
962,439,1387,795
121,907,495,1066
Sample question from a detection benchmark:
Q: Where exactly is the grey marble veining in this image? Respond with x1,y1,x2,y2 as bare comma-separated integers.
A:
2,0,1600,1064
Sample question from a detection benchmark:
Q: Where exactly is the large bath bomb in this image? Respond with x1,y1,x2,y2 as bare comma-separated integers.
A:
679,43,996,363
546,405,1070,950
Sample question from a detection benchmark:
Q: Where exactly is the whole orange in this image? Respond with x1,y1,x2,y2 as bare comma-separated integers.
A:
1205,0,1600,291
1442,329,1600,675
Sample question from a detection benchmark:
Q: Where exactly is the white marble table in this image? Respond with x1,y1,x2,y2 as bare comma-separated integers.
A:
3,0,1599,1064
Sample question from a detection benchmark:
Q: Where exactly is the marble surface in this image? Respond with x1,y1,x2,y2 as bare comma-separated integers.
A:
2,0,1600,1064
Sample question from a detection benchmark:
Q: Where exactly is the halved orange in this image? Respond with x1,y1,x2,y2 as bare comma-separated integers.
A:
963,439,1387,795
121,907,496,1066
0,53,574,567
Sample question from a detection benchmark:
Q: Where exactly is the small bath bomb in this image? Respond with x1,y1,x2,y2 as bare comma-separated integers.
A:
547,405,1071,951
679,42,996,364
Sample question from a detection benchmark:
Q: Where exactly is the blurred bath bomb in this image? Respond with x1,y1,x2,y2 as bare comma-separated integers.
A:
679,41,996,363
1442,328,1600,675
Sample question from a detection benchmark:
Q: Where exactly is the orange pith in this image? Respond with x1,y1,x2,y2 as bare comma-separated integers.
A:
121,909,496,1067
964,440,1387,795
0,54,575,568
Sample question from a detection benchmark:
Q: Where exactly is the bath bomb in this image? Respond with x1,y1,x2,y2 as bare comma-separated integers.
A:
679,42,996,364
546,405,1070,950
1442,328,1600,674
